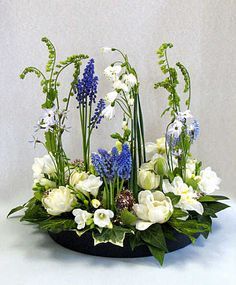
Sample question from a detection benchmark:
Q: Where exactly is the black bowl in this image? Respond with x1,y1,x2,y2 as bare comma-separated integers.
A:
48,229,199,258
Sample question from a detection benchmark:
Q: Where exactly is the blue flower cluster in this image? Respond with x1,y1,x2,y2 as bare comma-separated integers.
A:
188,120,200,141
76,58,98,106
90,99,106,129
91,144,132,181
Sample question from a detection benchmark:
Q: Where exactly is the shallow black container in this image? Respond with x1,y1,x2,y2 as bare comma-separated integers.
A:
49,229,199,258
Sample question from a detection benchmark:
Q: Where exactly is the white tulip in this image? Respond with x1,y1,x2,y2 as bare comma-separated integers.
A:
133,190,173,230
163,176,204,215
69,171,88,188
102,105,115,120
42,186,77,216
72,209,93,230
76,174,103,197
198,167,221,194
104,65,122,81
94,209,114,228
105,91,118,104
101,47,112,53
138,168,160,190
113,80,129,92
122,73,137,87
32,154,56,179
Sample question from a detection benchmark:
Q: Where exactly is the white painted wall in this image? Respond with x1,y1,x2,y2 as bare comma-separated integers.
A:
1,0,236,203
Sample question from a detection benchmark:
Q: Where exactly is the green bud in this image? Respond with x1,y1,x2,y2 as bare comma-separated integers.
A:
154,157,167,176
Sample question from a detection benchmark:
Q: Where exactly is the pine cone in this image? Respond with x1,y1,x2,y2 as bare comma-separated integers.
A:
116,189,134,211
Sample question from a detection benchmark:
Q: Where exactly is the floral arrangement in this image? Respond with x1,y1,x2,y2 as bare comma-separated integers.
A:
8,39,229,265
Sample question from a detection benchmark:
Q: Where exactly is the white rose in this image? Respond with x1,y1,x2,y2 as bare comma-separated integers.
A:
76,174,103,197
113,80,129,92
102,105,115,120
104,65,122,81
138,168,160,190
69,171,88,188
133,190,173,230
32,154,56,179
42,186,77,216
72,209,93,230
105,91,118,104
198,167,221,194
122,73,137,87
163,176,204,215
94,209,114,228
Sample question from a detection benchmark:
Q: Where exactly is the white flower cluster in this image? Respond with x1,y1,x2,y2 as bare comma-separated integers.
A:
101,61,137,120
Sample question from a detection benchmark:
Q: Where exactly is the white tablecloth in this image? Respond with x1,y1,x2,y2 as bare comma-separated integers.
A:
1,200,236,285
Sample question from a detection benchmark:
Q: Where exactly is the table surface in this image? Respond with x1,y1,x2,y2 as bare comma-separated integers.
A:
1,200,236,285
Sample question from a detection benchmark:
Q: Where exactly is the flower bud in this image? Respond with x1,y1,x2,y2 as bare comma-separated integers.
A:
138,169,160,190
91,199,101,209
154,157,167,176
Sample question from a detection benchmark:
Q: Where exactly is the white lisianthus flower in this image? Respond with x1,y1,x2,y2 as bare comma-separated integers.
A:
198,167,221,194
76,174,103,197
32,154,56,179
69,171,88,189
104,65,122,81
138,167,160,190
113,80,129,92
101,47,112,53
72,209,93,230
167,120,183,138
122,73,137,87
133,190,173,230
42,186,77,216
163,176,204,215
102,104,115,120
177,110,193,122
94,209,114,228
105,91,118,104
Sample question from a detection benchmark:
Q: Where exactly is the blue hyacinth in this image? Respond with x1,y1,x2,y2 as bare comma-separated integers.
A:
76,58,98,107
90,99,106,129
91,144,132,181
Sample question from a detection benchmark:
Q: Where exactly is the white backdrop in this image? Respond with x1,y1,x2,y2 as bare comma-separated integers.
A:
1,0,236,205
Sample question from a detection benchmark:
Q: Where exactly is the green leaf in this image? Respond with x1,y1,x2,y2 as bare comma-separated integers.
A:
203,201,229,217
165,192,181,205
199,195,229,202
168,218,211,241
110,132,123,141
171,208,188,219
20,202,49,223
39,218,77,233
140,224,167,252
7,205,25,218
197,215,212,239
148,245,165,266
129,231,144,250
120,209,137,225
92,226,133,247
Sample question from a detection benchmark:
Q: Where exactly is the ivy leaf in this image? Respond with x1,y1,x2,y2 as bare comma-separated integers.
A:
197,215,212,239
140,224,167,252
199,195,229,202
20,202,49,223
148,245,165,266
129,231,144,250
171,208,189,219
39,218,77,233
120,209,137,225
203,201,229,217
92,226,133,247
